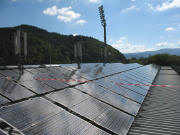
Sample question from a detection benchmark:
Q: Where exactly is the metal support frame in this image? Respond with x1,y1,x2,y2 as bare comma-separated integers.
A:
74,42,82,69
14,30,27,74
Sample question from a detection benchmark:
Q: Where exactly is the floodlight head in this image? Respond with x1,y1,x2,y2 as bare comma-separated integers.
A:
98,5,106,27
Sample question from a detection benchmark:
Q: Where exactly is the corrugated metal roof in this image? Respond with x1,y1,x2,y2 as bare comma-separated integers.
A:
128,67,180,135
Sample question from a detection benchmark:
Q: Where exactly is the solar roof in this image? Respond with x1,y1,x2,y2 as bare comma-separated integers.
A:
0,63,159,135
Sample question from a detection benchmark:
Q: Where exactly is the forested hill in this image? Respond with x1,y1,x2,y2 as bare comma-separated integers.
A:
0,25,126,65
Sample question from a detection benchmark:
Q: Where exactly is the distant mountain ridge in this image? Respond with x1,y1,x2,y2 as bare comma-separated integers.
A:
0,24,126,65
125,48,180,59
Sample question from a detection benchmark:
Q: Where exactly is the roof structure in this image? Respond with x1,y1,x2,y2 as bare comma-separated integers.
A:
0,63,159,135
128,67,180,135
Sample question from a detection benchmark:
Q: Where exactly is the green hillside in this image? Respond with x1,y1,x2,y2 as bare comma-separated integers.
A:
0,24,126,65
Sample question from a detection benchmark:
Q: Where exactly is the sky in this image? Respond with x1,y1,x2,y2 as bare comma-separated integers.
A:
1,0,180,54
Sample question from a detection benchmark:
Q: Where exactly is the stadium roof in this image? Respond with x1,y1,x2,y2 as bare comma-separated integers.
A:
0,63,159,135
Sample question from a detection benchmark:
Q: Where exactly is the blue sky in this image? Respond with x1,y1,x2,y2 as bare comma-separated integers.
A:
1,0,180,53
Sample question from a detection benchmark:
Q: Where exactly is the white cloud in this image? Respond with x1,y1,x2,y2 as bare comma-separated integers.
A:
73,33,78,36
165,27,175,31
131,0,136,2
111,37,153,53
57,7,81,22
43,5,58,16
89,0,101,3
43,6,83,23
149,0,180,11
58,7,72,14
156,42,174,47
156,42,168,47
11,0,17,2
121,5,139,13
76,19,87,25
57,15,72,22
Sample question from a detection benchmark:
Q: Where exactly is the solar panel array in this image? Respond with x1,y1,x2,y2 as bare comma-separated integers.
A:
0,63,159,135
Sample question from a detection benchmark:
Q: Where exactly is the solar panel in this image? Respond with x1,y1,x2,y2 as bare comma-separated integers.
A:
109,75,149,93
46,88,90,108
95,78,147,96
43,79,69,89
59,63,142,80
128,70,154,81
15,70,35,82
125,72,153,84
46,85,136,134
113,84,145,103
26,68,50,78
59,63,78,70
26,68,70,89
0,70,19,78
0,78,6,88
0,78,35,101
23,109,110,135
76,63,105,80
121,72,152,84
0,97,62,130
39,67,88,85
75,82,141,116
0,95,10,105
0,118,23,135
83,126,111,135
75,82,107,96
126,65,159,83
19,79,54,94
0,74,4,78
1,69,40,83
59,63,97,80
113,73,150,90
96,91,140,116
71,97,134,135
95,77,145,103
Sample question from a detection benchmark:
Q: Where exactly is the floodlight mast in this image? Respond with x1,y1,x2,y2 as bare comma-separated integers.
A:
98,5,107,65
